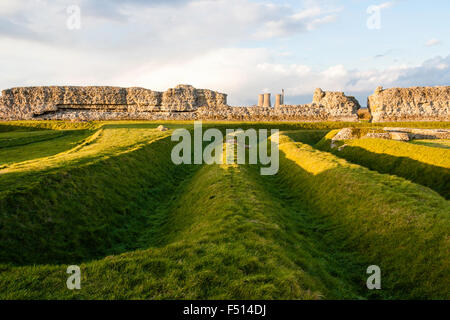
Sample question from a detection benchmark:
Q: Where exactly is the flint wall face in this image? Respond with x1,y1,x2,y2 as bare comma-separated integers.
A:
368,86,450,122
0,85,227,119
0,84,360,121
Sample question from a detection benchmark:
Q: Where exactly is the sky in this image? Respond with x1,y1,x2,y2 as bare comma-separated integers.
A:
0,0,449,106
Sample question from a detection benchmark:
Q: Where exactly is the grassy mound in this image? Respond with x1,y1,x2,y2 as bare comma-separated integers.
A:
315,129,340,149
0,130,93,165
0,128,196,265
283,130,329,146
2,120,449,134
277,134,450,299
0,130,65,148
0,155,362,299
0,122,448,300
0,121,99,131
410,139,450,149
315,132,450,199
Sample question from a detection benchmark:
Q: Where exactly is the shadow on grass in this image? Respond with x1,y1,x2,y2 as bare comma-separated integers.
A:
331,145,450,199
0,136,200,266
276,141,450,299
0,130,93,166
0,123,47,132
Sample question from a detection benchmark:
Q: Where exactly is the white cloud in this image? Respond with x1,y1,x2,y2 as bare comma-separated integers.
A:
0,0,448,107
253,4,340,39
0,0,339,45
118,48,450,105
0,0,341,98
372,1,395,10
379,2,395,9
425,38,442,47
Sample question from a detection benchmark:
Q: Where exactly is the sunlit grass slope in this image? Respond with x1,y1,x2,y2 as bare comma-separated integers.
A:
278,134,450,299
410,139,450,149
315,132,450,198
0,127,197,265
283,130,329,146
1,155,363,299
2,120,449,133
0,121,449,300
0,130,64,148
0,130,93,165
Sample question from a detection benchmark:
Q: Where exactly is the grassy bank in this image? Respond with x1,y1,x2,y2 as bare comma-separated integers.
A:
0,130,93,165
0,152,361,299
315,132,450,199
410,139,450,149
283,130,329,146
1,120,450,133
277,134,450,299
0,122,448,299
0,128,197,265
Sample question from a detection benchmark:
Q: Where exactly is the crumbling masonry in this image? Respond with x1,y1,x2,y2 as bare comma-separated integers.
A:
0,84,448,122
0,85,360,121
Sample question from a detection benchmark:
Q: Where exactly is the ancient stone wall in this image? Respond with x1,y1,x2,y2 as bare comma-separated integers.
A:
0,84,360,121
2,84,449,122
368,86,450,122
0,84,229,120
312,88,360,118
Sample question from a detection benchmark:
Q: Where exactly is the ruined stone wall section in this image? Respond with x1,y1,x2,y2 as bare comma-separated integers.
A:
368,86,450,122
0,84,229,120
312,88,361,115
161,85,197,111
1,85,449,122
0,84,361,121
195,105,359,121
24,105,359,122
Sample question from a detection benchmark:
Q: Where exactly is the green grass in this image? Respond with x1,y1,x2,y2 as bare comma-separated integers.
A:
277,134,450,299
315,129,341,150
0,143,361,299
0,129,198,265
2,120,450,132
315,131,450,199
410,139,450,149
0,130,93,165
0,121,98,131
0,130,65,148
0,121,448,299
283,130,329,146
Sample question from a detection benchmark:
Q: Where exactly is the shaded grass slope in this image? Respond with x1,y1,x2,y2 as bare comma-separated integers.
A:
283,130,329,146
0,122,448,300
0,130,196,265
316,132,450,199
1,120,449,134
411,139,450,149
0,130,65,148
0,130,92,165
1,159,360,299
277,134,450,299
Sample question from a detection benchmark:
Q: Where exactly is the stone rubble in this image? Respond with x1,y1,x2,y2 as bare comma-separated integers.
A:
383,127,450,139
156,125,168,132
332,128,355,141
332,127,450,143
388,132,410,141
363,132,391,140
